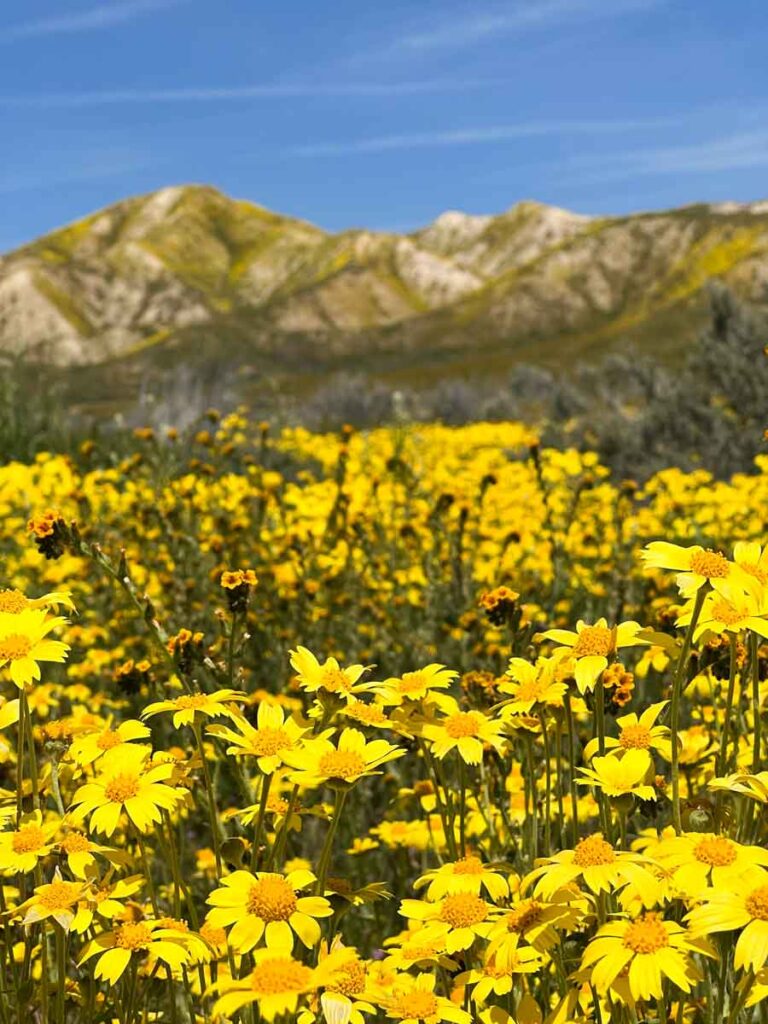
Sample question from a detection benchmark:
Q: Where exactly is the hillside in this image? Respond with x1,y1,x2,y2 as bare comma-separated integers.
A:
2,185,768,408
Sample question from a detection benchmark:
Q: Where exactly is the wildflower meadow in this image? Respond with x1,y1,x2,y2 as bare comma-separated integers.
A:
2,413,768,1023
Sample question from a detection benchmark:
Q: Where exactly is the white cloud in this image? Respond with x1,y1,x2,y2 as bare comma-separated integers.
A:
2,0,187,41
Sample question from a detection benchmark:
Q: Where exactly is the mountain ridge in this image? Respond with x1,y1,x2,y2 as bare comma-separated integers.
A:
2,184,768,408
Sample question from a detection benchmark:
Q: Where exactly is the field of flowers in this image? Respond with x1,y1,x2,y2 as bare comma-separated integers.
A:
2,412,768,1023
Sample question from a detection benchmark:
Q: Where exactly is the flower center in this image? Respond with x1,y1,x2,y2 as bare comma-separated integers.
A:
690,549,729,579
397,672,428,695
328,959,366,997
246,877,298,921
267,795,289,815
741,562,768,585
249,958,312,995
391,991,439,1020
0,590,28,614
104,773,141,803
115,922,153,951
746,886,768,921
38,880,81,911
515,679,546,702
452,855,484,876
11,824,46,854
348,702,387,725
619,724,652,750
400,940,441,962
505,899,543,933
573,834,615,867
252,728,292,757
60,833,90,853
444,712,482,739
571,626,614,658
623,913,669,953
320,668,352,693
694,836,737,867
0,635,33,661
710,600,744,627
318,750,366,780
439,893,488,928
96,730,124,751
174,694,209,710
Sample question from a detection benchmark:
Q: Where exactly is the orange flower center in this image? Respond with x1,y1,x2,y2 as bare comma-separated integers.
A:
348,702,387,725
174,694,209,711
439,893,488,928
249,958,312,995
105,773,141,803
571,626,614,658
710,600,744,627
741,562,768,585
623,913,669,953
397,672,428,695
390,991,439,1020
452,855,484,876
690,549,729,579
60,833,90,854
318,750,366,780
37,880,81,911
246,876,298,921
11,824,46,854
444,712,482,739
694,836,737,867
320,667,353,693
573,834,615,867
514,679,546,702
328,959,366,997
115,922,153,951
505,899,543,933
96,730,124,751
252,728,292,757
0,635,33,661
400,940,441,962
619,724,652,750
0,590,29,614
746,886,768,921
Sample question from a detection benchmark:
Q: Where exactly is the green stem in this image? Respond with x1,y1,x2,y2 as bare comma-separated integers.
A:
540,711,552,853
250,773,273,870
751,631,762,774
315,789,347,896
564,691,580,846
670,587,706,834
193,722,223,877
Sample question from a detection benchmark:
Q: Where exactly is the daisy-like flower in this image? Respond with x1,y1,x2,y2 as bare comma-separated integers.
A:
208,701,310,774
528,833,660,903
142,687,244,729
420,697,506,765
289,647,374,703
582,912,710,1001
377,971,471,1024
398,893,494,953
677,581,768,640
0,811,60,875
212,946,348,1021
709,771,768,803
69,873,145,932
79,918,201,984
205,868,332,953
0,588,74,614
373,665,458,707
540,619,647,693
414,856,509,902
457,947,544,1004
641,541,747,598
653,833,768,898
19,873,88,930
733,541,768,587
67,718,151,767
687,868,768,972
298,940,377,1024
486,888,585,959
0,609,70,688
577,749,656,802
55,828,129,879
70,743,182,836
583,702,673,762
284,728,404,789
497,656,567,715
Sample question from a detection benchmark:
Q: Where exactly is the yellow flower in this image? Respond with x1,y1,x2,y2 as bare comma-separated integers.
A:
67,718,151,767
583,701,673,762
582,912,709,1001
498,657,567,714
142,687,244,729
414,856,509,902
641,541,746,598
420,697,506,765
70,743,182,836
0,609,69,688
456,946,544,1003
540,619,646,693
373,665,458,707
79,919,200,984
285,728,404,789
687,868,768,972
486,889,585,959
206,868,332,952
290,647,373,703
55,829,129,880
678,581,768,639
19,873,88,930
732,541,768,587
528,833,660,902
0,811,60,875
0,588,74,614
654,833,768,898
377,971,471,1024
398,893,494,953
577,749,656,801
208,701,309,774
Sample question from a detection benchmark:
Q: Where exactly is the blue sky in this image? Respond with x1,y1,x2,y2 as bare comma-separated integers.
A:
1,0,767,249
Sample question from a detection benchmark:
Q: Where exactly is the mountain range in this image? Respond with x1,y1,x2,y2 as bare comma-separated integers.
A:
2,184,768,410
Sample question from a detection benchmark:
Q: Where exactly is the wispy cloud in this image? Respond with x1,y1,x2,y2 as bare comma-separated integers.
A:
394,0,663,54
290,116,683,157
2,0,186,42
0,152,155,196
0,77,517,108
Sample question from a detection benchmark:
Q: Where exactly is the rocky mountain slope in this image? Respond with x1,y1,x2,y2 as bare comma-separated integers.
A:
2,185,768,406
